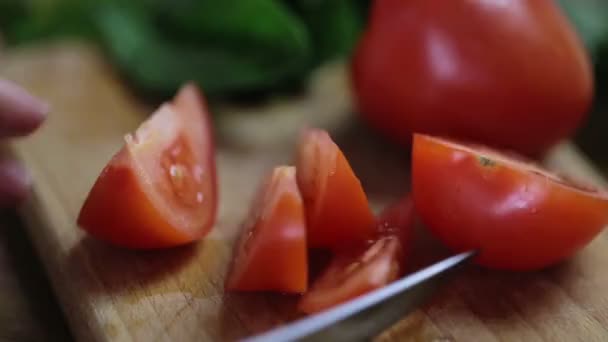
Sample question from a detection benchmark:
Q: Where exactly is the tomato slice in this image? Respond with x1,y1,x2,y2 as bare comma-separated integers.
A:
226,166,308,293
296,128,375,250
77,83,217,249
298,236,402,314
412,133,608,270
298,196,414,314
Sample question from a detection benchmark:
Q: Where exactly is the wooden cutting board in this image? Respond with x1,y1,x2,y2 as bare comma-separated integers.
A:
3,41,608,342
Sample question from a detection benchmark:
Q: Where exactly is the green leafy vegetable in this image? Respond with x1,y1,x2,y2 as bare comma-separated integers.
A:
558,0,608,62
289,0,363,63
3,0,97,44
95,2,313,96
1,0,367,96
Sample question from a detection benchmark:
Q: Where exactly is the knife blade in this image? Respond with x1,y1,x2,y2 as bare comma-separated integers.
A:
241,250,475,342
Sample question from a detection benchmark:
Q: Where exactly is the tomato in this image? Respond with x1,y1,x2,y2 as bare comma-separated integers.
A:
296,128,375,250
225,166,308,293
412,134,608,270
352,0,593,156
77,83,217,249
298,197,414,314
299,236,401,313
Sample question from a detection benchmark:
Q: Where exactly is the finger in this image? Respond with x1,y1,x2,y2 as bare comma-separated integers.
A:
0,80,48,138
0,158,31,208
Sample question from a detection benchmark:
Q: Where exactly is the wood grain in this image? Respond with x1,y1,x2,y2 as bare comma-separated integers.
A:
2,41,608,342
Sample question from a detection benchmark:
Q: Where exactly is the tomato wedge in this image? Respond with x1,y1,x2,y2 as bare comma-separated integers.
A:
226,166,308,293
299,196,414,314
296,128,375,250
412,133,608,270
77,83,217,249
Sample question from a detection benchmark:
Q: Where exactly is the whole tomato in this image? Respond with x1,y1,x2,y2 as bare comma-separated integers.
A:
352,0,593,156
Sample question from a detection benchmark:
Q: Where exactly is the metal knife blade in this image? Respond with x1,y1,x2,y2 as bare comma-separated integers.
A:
241,250,475,342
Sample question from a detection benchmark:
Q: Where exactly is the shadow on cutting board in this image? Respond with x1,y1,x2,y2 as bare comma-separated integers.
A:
216,220,569,341
218,292,302,341
66,236,197,294
217,249,334,341
0,211,73,342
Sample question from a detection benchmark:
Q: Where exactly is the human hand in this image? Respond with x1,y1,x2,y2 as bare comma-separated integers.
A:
0,80,47,207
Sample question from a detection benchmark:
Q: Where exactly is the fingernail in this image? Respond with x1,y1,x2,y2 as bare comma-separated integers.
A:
28,97,50,119
0,80,49,136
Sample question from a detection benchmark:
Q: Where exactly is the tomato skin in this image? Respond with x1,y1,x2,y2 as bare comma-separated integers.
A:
412,134,608,270
299,196,414,314
226,166,308,293
296,129,375,250
77,83,217,249
77,150,193,249
352,0,593,156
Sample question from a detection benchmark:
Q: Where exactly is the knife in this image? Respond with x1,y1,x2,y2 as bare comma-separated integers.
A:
241,250,475,342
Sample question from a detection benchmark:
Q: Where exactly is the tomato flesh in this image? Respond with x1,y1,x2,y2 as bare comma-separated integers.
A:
299,196,414,314
77,83,217,249
226,166,308,293
299,236,402,314
412,134,608,270
160,137,204,207
296,128,375,250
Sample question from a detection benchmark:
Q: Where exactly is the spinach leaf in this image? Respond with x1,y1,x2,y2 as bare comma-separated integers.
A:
288,0,364,64
5,0,98,44
558,0,608,62
95,4,312,96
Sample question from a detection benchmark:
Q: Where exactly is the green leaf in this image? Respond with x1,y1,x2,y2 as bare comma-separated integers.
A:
155,0,311,73
95,4,312,96
290,0,364,63
558,0,608,61
5,0,98,44
0,1,26,34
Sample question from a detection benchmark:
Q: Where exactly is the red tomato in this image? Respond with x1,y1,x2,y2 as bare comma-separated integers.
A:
412,134,608,270
77,83,217,249
352,0,593,156
299,197,414,314
225,166,308,293
299,236,402,314
296,128,375,250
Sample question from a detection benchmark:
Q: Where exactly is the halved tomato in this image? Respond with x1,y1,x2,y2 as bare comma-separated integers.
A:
412,133,608,270
296,128,375,250
225,166,308,293
299,196,414,314
77,83,217,249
